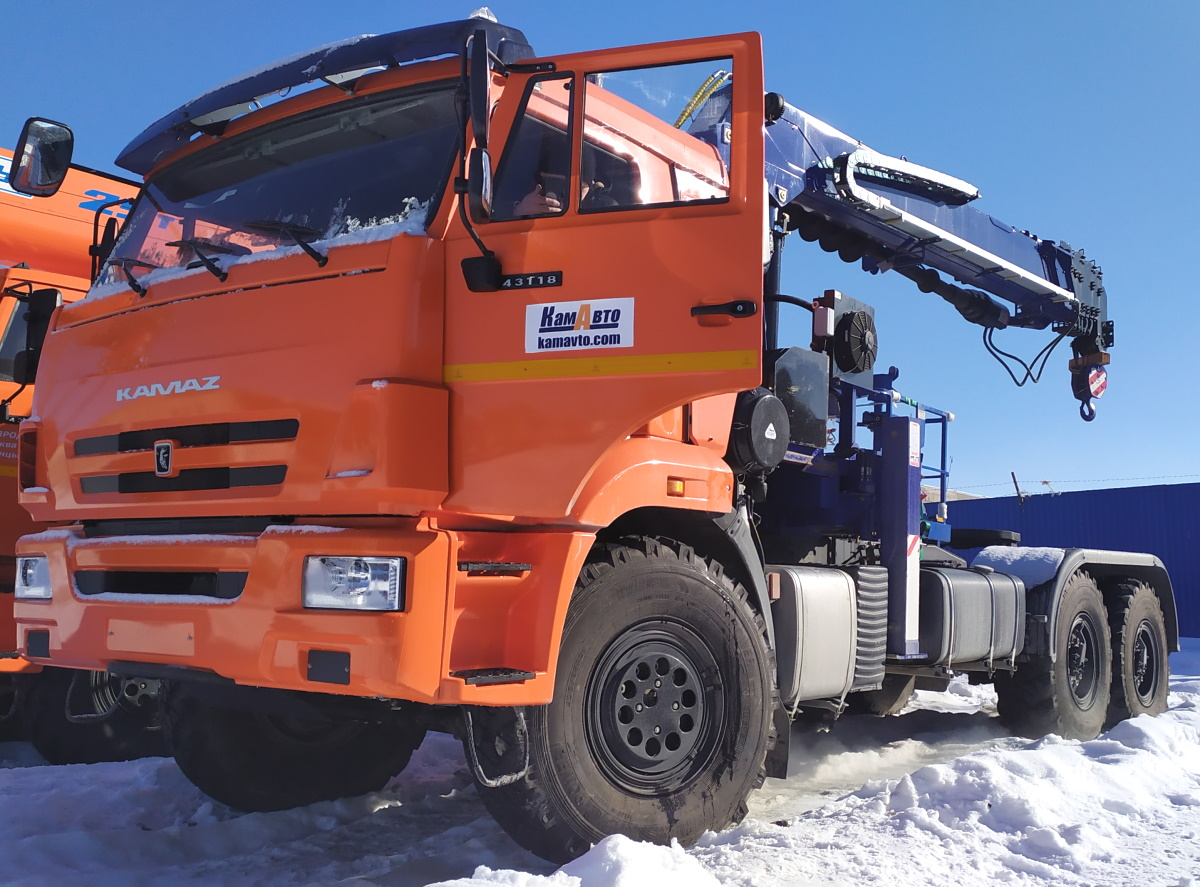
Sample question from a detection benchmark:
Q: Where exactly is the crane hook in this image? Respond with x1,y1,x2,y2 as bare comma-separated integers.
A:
1071,364,1106,423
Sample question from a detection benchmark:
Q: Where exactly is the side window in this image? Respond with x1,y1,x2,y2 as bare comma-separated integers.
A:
581,58,732,212
492,74,574,220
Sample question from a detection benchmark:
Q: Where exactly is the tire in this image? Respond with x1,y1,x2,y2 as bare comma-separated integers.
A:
846,674,916,716
163,682,425,812
20,667,167,765
470,537,775,864
0,676,24,742
995,570,1111,741
1106,581,1169,726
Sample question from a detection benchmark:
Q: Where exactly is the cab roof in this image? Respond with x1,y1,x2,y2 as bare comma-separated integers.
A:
116,18,533,176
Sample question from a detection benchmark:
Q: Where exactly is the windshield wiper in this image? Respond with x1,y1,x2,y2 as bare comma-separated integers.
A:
109,257,159,296
244,221,329,267
166,238,251,283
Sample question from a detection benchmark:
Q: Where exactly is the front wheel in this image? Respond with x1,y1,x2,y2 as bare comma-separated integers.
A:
164,683,425,812
1106,581,1169,725
996,570,1112,741
470,538,775,864
20,667,167,765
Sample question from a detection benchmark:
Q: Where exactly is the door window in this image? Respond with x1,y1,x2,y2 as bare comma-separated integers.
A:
492,74,575,220
580,58,732,212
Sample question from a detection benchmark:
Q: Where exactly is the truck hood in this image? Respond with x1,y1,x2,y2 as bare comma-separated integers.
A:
22,234,448,522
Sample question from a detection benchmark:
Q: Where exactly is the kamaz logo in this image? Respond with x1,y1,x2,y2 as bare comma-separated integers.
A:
154,440,173,477
116,376,221,402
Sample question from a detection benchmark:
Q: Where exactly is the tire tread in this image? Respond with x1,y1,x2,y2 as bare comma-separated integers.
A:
472,535,777,863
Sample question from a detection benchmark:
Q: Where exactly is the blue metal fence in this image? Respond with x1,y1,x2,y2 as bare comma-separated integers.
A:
948,483,1198,638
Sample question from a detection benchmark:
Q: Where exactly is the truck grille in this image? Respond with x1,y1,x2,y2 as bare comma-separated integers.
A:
74,419,299,456
72,419,297,497
80,465,287,494
75,570,247,599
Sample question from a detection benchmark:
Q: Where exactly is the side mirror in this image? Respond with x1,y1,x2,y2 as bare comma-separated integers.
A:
468,147,494,222
469,29,491,150
12,288,62,385
9,118,74,197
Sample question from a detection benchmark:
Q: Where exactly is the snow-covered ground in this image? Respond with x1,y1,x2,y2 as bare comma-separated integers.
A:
1,642,1198,886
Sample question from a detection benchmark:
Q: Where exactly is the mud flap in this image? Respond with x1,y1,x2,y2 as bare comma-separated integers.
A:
463,706,531,788
764,704,790,779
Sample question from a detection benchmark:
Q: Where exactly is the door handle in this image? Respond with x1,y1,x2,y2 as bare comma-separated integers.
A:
690,300,758,318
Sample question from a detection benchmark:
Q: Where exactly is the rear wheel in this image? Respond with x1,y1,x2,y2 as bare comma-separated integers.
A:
996,570,1111,741
1106,581,1169,726
469,538,775,864
164,683,424,812
20,667,167,764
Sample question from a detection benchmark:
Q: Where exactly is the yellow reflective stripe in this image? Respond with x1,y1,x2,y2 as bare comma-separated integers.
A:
443,349,758,383
0,464,17,477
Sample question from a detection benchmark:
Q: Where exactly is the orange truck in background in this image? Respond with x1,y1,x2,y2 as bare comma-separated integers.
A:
7,16,1175,862
0,146,162,762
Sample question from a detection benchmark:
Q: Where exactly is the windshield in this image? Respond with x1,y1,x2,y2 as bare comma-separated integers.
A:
99,80,459,291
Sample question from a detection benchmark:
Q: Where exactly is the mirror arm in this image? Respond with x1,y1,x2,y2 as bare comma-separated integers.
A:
501,60,556,75
0,382,28,425
89,196,134,281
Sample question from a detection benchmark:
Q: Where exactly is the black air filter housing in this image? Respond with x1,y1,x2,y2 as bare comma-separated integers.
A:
726,387,790,474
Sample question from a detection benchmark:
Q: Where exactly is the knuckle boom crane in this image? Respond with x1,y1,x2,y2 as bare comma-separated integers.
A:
5,15,1170,864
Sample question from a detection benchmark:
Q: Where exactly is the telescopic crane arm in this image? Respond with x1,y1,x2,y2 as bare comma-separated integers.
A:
749,93,1112,419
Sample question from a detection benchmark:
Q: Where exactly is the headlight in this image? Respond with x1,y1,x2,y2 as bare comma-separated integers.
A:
15,557,51,600
303,556,404,611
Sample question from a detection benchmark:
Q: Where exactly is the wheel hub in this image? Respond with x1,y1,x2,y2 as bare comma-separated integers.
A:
1132,618,1162,706
1067,612,1100,708
587,624,719,794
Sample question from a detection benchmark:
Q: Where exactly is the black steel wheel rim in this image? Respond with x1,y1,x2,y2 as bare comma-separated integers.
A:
1067,611,1101,708
586,621,721,795
1132,618,1163,706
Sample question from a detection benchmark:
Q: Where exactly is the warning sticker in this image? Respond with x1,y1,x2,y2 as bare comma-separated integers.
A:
525,298,634,354
909,420,921,468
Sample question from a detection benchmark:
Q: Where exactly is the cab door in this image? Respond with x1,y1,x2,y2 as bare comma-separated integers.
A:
443,33,765,519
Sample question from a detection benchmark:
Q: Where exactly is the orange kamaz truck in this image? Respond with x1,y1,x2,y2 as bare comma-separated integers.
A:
0,144,162,761
8,17,1176,861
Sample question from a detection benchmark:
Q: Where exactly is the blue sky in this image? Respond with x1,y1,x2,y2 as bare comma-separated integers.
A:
3,0,1196,496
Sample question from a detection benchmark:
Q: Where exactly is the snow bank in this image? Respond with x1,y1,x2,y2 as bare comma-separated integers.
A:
0,645,1195,885
438,643,1200,887
443,836,722,887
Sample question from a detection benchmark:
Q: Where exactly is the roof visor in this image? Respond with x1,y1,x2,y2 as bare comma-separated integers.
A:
116,18,534,176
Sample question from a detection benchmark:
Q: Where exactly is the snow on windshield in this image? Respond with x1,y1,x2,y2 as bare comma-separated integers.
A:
93,81,458,298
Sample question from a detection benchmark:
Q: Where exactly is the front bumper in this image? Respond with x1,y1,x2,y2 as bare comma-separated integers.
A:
15,522,591,705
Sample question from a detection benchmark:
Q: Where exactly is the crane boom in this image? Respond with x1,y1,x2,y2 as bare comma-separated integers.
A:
758,97,1109,348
